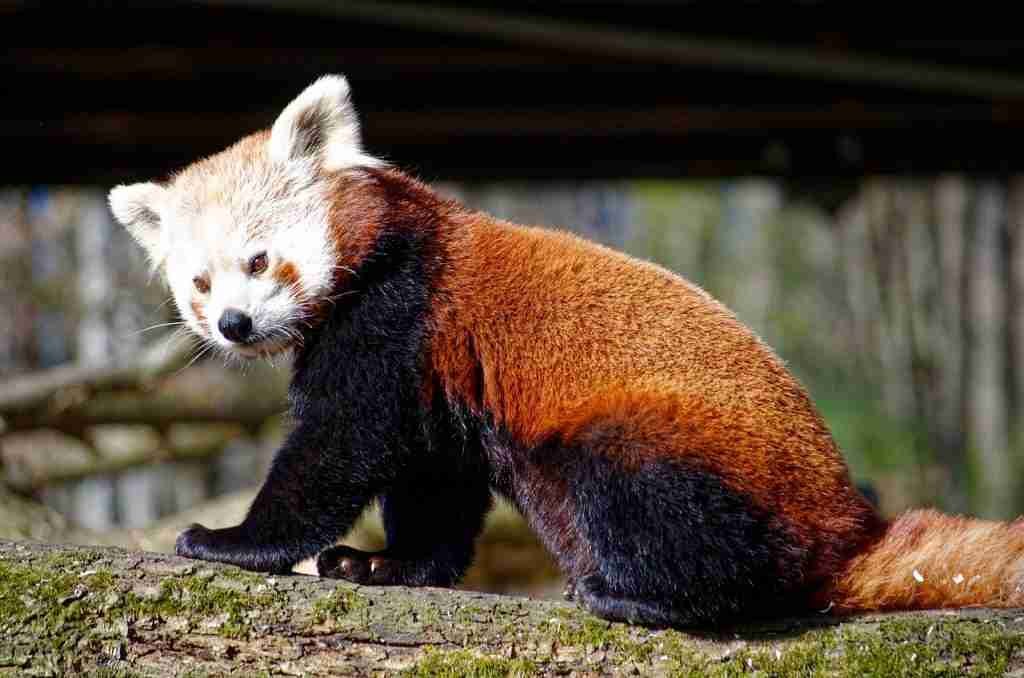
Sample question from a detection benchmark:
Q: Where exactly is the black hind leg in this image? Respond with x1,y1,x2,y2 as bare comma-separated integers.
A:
575,573,694,628
318,455,491,587
516,434,806,628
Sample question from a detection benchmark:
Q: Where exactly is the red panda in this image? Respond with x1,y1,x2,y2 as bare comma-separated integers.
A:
109,75,1024,627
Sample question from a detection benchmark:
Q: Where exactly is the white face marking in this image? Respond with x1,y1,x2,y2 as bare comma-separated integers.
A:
159,174,337,356
110,74,382,359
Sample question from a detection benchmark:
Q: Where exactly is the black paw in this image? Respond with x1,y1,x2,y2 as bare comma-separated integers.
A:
576,573,608,598
317,545,370,581
317,545,404,585
173,523,294,574
175,523,216,560
575,573,692,628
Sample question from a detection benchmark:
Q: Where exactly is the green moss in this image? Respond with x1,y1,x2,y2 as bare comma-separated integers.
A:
663,617,1023,677
91,667,148,678
124,570,284,639
0,555,113,637
85,570,117,591
404,648,537,677
42,550,102,572
0,557,120,674
310,586,370,626
453,603,489,623
4,550,1023,677
0,554,286,674
540,609,655,664
526,612,1022,676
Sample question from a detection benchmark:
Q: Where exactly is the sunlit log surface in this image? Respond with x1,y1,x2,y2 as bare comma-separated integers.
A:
2,540,1024,676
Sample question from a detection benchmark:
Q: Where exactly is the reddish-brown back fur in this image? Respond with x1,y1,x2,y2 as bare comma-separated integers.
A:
331,168,1022,614
420,188,882,588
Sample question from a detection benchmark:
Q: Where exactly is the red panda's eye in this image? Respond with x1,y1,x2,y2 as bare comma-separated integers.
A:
249,252,269,275
193,275,210,294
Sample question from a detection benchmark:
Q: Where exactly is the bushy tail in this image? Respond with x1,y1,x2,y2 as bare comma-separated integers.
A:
825,509,1024,612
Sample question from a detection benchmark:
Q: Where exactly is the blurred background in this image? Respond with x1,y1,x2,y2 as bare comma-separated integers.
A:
2,2,1023,598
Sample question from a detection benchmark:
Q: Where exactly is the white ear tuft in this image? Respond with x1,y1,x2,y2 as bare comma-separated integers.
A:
269,75,380,171
108,182,167,263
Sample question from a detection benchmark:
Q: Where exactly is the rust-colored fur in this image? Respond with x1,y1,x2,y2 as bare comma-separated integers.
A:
351,169,1018,615
272,260,301,290
423,185,879,591
824,510,1024,611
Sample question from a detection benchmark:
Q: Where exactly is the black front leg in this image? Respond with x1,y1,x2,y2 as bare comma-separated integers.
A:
177,212,440,574
176,419,393,573
318,457,492,586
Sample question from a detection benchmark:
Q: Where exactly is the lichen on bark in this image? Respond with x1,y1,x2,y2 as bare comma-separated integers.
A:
2,540,1023,676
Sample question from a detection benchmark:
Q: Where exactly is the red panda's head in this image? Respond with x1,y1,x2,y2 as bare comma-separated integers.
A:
109,75,382,358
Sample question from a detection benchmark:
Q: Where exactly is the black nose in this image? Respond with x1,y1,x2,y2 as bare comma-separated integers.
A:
218,308,253,343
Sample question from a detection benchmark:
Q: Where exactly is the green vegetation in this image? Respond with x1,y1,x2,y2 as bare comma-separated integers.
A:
666,617,1023,678
532,609,1023,676
133,568,284,639
395,611,1024,677
310,586,370,625
3,546,1021,676
405,648,537,677
0,550,286,673
542,609,655,664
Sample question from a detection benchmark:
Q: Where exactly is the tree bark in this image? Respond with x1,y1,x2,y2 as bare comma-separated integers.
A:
2,540,1023,677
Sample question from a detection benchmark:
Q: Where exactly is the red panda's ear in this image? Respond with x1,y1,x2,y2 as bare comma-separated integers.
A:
269,74,381,172
108,182,167,265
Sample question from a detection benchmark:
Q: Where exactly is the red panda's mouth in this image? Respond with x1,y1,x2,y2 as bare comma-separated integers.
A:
225,332,297,358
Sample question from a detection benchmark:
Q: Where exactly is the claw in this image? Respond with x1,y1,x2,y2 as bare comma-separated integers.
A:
317,546,405,585
317,545,372,583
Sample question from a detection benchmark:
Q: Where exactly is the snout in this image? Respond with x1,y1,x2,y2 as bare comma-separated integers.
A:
218,308,254,343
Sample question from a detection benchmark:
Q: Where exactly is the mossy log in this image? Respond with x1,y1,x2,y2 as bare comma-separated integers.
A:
2,540,1024,677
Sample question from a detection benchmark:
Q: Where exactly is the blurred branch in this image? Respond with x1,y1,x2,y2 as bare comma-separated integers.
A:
9,387,283,434
0,336,192,431
0,337,285,436
0,336,288,490
5,429,243,495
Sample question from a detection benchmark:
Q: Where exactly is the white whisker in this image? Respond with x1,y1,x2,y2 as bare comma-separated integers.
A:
155,296,176,311
132,320,187,336
177,341,216,375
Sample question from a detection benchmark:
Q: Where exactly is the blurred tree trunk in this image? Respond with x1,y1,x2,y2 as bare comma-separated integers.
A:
0,189,34,373
890,185,936,472
967,182,1012,518
73,193,118,529
931,176,971,512
721,181,781,334
1005,177,1024,513
836,190,878,384
865,182,917,424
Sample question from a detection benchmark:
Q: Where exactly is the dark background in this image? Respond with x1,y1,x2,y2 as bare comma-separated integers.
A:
4,2,1024,185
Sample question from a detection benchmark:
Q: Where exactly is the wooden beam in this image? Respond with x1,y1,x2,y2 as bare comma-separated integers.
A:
205,0,1024,98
